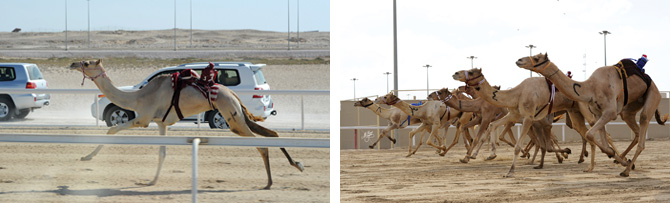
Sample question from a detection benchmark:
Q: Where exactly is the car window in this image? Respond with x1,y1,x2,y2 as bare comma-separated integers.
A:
0,67,16,81
147,70,181,82
26,65,44,80
217,69,240,86
253,70,267,85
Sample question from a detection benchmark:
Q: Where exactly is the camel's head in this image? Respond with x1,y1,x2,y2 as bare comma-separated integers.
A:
70,59,107,77
427,88,453,101
374,92,400,105
516,53,549,71
452,68,484,86
354,97,374,107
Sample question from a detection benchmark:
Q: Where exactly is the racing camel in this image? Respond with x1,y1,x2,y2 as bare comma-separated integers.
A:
70,60,303,188
516,53,667,177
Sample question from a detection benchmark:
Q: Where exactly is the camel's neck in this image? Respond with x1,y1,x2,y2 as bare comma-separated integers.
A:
364,104,393,119
93,75,139,110
471,79,517,108
391,100,422,117
537,63,590,102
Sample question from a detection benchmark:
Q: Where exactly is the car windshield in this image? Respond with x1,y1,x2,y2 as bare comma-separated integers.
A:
253,70,267,85
27,65,44,80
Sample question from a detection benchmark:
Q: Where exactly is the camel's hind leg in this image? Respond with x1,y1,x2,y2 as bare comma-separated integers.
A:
620,89,660,177
142,123,168,186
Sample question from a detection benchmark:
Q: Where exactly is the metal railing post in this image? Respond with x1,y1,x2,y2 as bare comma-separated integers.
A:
192,138,200,203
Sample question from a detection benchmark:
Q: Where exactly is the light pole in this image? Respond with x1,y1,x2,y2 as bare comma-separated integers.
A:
466,56,477,68
526,44,536,77
87,0,90,49
297,0,300,49
174,0,177,51
287,0,291,50
423,64,431,96
190,0,192,48
351,78,358,101
383,72,392,93
65,0,68,50
599,30,611,66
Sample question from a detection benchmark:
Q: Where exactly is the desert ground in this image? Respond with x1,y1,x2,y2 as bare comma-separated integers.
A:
0,126,329,202
0,29,330,202
340,139,670,202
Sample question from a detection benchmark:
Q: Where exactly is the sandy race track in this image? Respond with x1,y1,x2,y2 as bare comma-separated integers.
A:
0,126,329,202
341,139,670,202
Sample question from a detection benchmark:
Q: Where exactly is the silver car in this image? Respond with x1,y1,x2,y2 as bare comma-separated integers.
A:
0,63,50,120
91,62,276,128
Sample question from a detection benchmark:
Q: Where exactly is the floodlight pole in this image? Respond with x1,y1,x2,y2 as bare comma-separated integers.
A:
467,56,477,68
174,0,177,51
190,0,193,48
297,0,300,49
65,0,68,50
526,44,536,77
424,64,431,96
351,78,358,101
287,0,291,50
599,30,611,66
383,72,392,93
87,0,90,49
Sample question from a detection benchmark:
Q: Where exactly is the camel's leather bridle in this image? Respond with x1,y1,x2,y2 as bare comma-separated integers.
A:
528,56,552,73
80,61,107,86
361,101,374,108
464,70,485,87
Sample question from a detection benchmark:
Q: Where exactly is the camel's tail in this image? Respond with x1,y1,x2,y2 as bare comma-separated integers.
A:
655,110,668,125
230,89,264,122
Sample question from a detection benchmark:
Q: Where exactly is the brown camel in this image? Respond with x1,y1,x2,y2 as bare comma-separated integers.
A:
452,68,592,177
353,97,421,148
516,53,667,177
430,87,572,166
375,92,460,157
428,87,510,163
70,60,303,188
425,89,477,155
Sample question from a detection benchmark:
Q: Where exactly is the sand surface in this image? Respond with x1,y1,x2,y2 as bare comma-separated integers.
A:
341,139,670,202
0,126,329,202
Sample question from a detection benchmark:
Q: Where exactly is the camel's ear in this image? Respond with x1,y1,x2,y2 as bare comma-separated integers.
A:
544,52,548,60
96,59,103,65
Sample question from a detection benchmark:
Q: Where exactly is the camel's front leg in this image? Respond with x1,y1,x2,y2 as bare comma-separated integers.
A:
426,124,446,154
504,118,533,178
407,124,428,157
81,117,146,161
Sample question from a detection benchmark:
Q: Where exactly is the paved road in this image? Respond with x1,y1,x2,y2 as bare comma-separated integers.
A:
0,49,329,59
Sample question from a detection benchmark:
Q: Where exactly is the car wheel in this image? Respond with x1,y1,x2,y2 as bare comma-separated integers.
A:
104,105,136,127
207,110,229,129
0,98,14,121
15,109,30,119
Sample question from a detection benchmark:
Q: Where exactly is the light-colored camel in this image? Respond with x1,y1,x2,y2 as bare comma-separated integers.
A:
353,97,421,148
375,92,459,157
452,68,593,177
425,89,477,155
431,87,572,165
516,53,667,177
70,60,303,188
428,87,510,163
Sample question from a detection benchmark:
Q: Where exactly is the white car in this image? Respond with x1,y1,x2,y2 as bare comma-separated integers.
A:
0,63,50,120
91,62,276,128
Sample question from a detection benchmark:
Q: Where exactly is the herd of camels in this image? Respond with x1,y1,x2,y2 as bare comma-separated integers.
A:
357,53,668,177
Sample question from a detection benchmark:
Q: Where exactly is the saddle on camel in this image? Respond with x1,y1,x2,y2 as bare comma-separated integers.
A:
162,62,220,122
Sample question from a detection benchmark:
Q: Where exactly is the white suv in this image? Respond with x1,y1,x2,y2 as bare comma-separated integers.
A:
91,62,276,128
0,63,50,121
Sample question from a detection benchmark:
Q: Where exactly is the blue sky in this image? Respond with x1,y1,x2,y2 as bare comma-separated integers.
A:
333,0,670,101
1,0,329,32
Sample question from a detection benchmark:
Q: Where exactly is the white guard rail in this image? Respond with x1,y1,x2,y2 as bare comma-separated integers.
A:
0,133,330,203
341,122,663,149
0,88,329,130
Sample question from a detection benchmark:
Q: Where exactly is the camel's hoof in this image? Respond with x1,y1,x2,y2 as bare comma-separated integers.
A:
80,157,92,161
295,162,305,172
263,185,272,190
135,181,157,186
613,159,620,164
368,145,374,149
469,155,477,159
439,152,447,157
533,165,543,169
558,157,564,164
459,159,469,163
503,174,514,178
619,172,629,177
632,164,635,170
391,139,397,144
485,155,497,161
584,151,589,157
578,159,585,164
565,148,572,155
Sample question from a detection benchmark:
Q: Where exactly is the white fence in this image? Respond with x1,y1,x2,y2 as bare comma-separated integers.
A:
0,88,329,130
0,133,329,203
